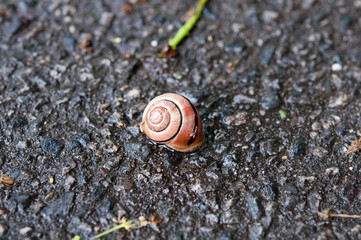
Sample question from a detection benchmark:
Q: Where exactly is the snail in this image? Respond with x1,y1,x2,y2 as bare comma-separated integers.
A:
141,93,204,152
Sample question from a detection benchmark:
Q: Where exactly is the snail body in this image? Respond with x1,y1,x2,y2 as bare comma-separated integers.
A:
141,93,204,152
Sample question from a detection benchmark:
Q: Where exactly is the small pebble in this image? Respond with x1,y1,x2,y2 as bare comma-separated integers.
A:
126,88,141,99
64,176,76,191
225,38,247,53
325,167,339,175
355,0,361,7
261,44,276,65
312,147,328,158
0,224,6,236
293,139,307,157
244,132,255,142
16,141,28,149
4,19,22,41
206,214,219,224
99,12,114,26
262,10,279,22
150,40,158,47
0,152,5,167
19,227,32,235
233,94,257,104
73,131,90,148
62,36,75,52
283,185,299,207
231,23,244,33
339,17,353,32
62,161,76,176
42,138,64,155
12,117,28,129
223,112,247,126
328,94,348,108
331,63,342,72
247,194,262,220
249,223,264,240
261,92,280,110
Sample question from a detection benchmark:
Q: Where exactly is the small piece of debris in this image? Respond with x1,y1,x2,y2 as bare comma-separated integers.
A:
120,4,134,14
318,209,361,220
328,94,349,108
138,216,149,227
19,227,32,235
150,214,160,232
345,138,361,155
262,10,279,22
325,167,339,175
81,36,93,52
16,140,28,149
0,175,15,187
129,0,147,3
231,23,244,33
95,217,142,238
112,37,122,43
99,12,114,27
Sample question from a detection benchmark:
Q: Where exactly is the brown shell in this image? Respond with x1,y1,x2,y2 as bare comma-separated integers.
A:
141,93,204,152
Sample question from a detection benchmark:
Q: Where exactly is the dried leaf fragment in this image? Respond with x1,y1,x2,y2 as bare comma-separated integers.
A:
318,209,361,220
345,137,361,155
120,4,134,14
150,214,160,232
81,36,93,53
0,174,15,187
138,216,149,227
317,209,333,220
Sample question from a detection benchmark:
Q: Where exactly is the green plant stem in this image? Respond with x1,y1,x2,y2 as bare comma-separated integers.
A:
279,110,286,119
168,0,208,50
95,224,125,238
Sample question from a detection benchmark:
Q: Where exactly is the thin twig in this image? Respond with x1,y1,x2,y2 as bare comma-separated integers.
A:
317,209,361,220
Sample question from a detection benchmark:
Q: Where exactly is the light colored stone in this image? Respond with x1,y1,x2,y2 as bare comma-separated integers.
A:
328,94,348,108
19,227,32,235
64,175,76,191
325,167,339,175
0,224,6,236
331,63,342,72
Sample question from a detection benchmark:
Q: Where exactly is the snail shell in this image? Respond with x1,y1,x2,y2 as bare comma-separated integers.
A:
141,93,204,152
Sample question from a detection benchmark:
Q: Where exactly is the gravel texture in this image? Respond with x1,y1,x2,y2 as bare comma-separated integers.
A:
1,0,361,239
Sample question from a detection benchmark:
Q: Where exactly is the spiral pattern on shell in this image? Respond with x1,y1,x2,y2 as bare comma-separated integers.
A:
141,93,204,152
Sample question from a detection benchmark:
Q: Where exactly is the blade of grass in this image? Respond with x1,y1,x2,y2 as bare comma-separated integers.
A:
279,110,286,119
168,0,208,50
95,224,126,238
95,218,140,238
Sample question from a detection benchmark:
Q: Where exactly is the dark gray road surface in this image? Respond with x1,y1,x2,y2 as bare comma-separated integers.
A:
1,0,361,239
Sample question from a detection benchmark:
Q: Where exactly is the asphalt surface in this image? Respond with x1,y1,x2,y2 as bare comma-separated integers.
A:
1,0,361,239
